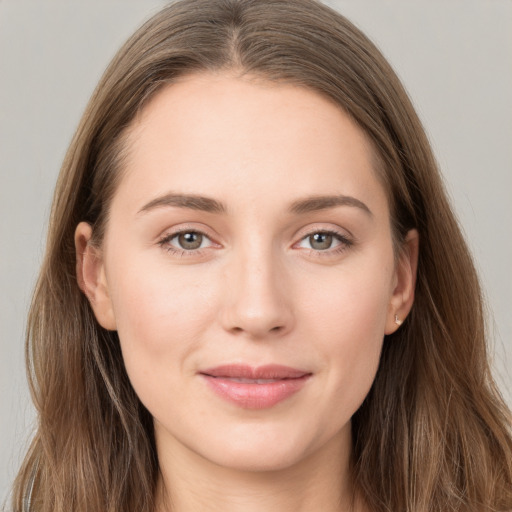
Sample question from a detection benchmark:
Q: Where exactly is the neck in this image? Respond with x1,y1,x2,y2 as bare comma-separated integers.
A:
154,425,365,512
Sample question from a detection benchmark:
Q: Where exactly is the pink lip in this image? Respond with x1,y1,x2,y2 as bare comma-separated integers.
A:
199,364,312,409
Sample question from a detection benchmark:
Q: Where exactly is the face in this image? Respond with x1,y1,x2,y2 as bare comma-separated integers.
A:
76,73,416,473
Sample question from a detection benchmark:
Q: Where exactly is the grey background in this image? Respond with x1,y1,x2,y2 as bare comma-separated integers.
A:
1,0,511,504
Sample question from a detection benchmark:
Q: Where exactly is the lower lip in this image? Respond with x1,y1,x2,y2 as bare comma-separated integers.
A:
201,375,311,409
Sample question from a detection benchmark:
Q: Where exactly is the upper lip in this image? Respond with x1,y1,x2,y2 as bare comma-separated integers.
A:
200,364,310,380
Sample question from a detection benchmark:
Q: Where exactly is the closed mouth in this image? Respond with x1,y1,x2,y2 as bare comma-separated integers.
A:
199,363,311,380
199,364,312,409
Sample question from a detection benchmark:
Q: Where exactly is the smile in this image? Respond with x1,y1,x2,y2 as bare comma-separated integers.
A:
199,364,312,409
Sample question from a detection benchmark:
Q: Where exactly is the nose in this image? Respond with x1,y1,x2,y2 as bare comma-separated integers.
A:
220,248,295,339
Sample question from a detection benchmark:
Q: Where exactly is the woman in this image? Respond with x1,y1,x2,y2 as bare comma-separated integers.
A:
10,0,512,511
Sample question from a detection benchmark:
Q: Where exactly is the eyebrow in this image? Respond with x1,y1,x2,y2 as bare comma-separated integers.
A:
138,193,227,215
137,192,372,217
289,195,373,216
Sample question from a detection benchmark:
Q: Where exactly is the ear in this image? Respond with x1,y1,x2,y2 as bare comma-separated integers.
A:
74,222,117,330
385,229,419,334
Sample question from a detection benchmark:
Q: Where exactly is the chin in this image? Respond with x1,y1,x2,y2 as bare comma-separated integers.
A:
186,420,347,474
204,443,311,473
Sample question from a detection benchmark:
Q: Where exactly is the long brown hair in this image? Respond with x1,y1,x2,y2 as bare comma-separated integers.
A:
11,1,512,511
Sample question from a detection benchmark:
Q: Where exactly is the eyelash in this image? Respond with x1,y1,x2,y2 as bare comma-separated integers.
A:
296,230,353,258
157,228,215,258
157,228,353,258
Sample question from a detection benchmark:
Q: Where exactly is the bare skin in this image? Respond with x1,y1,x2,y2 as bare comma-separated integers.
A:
76,72,418,511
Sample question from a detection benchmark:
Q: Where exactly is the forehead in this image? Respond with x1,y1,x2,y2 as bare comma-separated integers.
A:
114,72,388,218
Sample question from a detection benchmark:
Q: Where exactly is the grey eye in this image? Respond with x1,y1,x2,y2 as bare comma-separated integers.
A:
177,232,203,250
308,232,333,250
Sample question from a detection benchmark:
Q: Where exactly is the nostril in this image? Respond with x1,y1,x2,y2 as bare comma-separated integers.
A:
229,325,284,335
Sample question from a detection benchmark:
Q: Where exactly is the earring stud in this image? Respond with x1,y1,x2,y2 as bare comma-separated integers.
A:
395,314,403,326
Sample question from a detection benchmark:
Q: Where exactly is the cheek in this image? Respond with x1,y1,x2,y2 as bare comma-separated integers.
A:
300,249,394,340
298,251,394,413
105,254,219,393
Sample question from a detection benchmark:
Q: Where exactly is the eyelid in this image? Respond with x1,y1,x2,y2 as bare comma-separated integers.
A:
157,223,218,242
296,232,344,249
291,224,355,258
155,222,354,259
157,223,222,253
292,223,353,245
